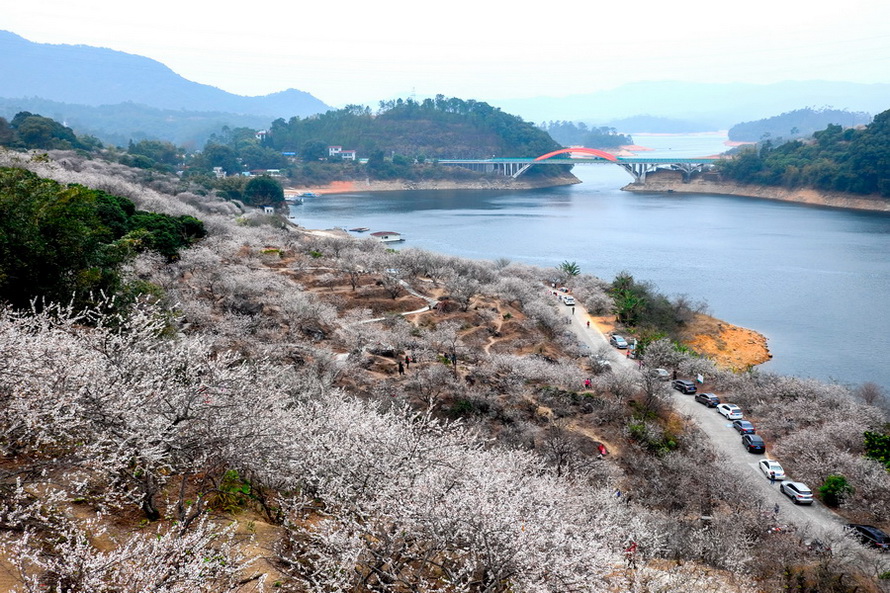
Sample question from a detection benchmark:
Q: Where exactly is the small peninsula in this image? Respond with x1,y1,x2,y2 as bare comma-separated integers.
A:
622,169,890,213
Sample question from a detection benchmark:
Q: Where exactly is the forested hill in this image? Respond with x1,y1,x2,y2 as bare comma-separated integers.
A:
265,97,561,159
540,121,632,149
719,108,890,196
728,108,872,142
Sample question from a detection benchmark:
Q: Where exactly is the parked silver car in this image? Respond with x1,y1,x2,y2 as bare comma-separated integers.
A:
780,481,814,504
609,334,627,349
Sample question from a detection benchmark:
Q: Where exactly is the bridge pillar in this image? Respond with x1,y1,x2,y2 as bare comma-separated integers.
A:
669,162,714,181
512,163,533,178
618,163,658,183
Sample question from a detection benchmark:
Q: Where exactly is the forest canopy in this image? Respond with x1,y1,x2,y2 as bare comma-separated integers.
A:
263,95,561,160
0,111,102,152
0,167,205,309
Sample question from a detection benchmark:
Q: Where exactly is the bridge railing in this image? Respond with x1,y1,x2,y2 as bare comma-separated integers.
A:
437,156,720,182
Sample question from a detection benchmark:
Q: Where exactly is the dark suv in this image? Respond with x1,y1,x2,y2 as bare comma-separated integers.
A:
694,392,720,407
846,524,890,551
732,419,756,434
742,434,765,453
672,379,696,394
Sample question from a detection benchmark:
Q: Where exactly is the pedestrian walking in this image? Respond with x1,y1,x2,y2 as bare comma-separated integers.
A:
597,443,607,458
405,354,410,369
584,378,591,389
769,471,776,483
586,320,590,328
397,361,404,375
571,306,575,315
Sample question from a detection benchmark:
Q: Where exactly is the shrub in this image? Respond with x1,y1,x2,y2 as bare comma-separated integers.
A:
819,474,854,507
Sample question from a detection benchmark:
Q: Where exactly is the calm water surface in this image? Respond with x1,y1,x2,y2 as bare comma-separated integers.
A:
291,136,890,390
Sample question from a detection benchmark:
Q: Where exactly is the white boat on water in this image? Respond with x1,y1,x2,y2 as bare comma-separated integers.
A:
370,231,404,243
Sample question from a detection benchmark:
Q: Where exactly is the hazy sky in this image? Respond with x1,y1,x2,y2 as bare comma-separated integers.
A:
6,0,890,107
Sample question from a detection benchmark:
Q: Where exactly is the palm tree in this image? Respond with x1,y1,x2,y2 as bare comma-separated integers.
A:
558,260,580,277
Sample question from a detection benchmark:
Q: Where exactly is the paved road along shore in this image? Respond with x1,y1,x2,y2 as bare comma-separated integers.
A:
548,285,890,569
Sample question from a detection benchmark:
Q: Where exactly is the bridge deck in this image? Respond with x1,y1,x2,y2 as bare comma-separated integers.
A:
437,157,720,165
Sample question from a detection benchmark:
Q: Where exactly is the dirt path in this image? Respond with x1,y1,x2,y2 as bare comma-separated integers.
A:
482,306,507,355
567,420,622,457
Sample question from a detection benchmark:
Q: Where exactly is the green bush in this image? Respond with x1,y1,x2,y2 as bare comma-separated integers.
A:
819,474,854,507
864,430,890,469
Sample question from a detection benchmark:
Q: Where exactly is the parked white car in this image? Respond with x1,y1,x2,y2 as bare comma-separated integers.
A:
716,403,743,420
758,459,786,480
563,296,575,306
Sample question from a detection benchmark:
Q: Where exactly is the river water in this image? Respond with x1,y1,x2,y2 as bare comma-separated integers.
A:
291,134,890,390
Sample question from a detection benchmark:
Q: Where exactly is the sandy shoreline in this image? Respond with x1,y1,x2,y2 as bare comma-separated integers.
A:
589,313,770,370
289,174,581,195
622,170,890,213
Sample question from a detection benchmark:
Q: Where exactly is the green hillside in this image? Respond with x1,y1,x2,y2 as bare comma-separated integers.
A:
265,96,561,160
719,108,890,196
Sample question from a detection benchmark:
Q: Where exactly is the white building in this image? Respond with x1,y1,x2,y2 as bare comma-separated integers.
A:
328,146,357,161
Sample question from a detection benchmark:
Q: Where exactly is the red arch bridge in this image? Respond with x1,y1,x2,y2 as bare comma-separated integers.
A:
437,148,719,183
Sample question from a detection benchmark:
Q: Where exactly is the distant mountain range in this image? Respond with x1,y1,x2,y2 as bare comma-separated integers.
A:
495,81,890,132
0,97,276,148
0,31,329,116
3,29,889,144
0,30,330,146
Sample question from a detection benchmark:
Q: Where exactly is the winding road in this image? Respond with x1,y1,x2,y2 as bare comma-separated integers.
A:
549,286,890,569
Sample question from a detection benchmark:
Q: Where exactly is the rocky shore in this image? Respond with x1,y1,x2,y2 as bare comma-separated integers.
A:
291,173,581,195
592,312,771,371
681,313,772,370
622,170,890,213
